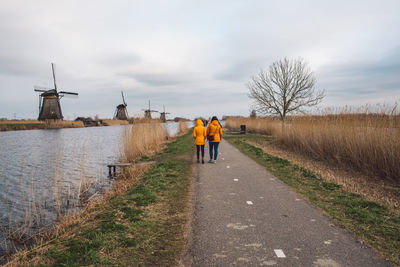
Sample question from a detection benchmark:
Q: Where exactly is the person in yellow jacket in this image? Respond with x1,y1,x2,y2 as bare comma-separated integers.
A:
206,116,223,163
193,119,207,164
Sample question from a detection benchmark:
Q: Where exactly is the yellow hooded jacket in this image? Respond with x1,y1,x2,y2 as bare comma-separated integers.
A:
206,120,223,142
193,119,207,145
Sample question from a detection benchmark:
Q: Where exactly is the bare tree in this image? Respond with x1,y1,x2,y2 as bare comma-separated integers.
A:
248,58,325,122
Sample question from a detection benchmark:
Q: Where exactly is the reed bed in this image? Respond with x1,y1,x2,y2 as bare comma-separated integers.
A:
5,164,148,266
122,123,168,163
0,120,41,125
178,121,189,135
225,105,400,183
102,119,129,126
131,117,161,124
0,148,104,263
0,120,84,131
225,117,280,136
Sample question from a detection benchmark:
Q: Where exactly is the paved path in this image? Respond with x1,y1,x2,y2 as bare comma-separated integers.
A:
188,139,391,266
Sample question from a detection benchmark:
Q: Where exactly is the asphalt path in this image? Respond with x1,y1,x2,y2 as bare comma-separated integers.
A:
187,139,391,266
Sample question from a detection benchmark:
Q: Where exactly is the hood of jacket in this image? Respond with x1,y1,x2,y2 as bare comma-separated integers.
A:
211,120,219,126
196,119,204,127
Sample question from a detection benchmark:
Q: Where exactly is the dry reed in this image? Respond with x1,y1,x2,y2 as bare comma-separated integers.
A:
5,165,149,266
121,123,168,163
225,104,400,183
102,119,129,126
178,121,189,135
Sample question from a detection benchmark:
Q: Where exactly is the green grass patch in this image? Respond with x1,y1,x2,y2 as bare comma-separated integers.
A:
225,134,400,265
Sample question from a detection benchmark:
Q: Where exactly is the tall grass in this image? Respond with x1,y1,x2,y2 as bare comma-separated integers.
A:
102,119,129,126
122,123,168,162
0,120,84,131
0,148,104,262
225,105,400,183
178,121,189,135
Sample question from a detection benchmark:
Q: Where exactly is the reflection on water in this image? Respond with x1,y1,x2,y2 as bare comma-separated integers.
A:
0,122,187,257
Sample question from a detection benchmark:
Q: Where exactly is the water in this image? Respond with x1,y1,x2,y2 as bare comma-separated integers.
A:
0,122,187,257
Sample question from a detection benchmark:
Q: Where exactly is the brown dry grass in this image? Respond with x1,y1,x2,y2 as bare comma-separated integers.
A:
178,121,189,135
0,120,84,131
122,123,169,163
226,105,400,207
247,139,399,210
5,165,149,266
0,120,41,125
102,119,129,126
226,106,400,183
131,117,161,124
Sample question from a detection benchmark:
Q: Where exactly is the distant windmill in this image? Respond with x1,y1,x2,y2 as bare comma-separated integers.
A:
114,91,129,120
159,105,170,123
142,100,158,119
34,63,78,120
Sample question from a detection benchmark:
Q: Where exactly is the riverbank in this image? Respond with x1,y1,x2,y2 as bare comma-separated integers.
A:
0,119,170,132
224,133,400,265
0,120,84,131
5,130,194,266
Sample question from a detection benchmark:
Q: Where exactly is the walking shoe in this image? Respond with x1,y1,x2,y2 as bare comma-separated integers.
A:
202,159,204,164
212,160,217,163
197,159,200,163
208,159,213,163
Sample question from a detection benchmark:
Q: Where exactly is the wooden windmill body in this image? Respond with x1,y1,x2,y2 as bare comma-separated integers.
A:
114,91,129,120
159,105,170,123
34,63,78,120
143,100,158,119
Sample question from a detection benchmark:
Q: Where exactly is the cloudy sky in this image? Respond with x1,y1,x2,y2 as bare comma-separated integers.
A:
1,0,399,120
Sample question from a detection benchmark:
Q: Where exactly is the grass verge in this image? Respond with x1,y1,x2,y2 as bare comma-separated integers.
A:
224,133,400,265
7,131,194,266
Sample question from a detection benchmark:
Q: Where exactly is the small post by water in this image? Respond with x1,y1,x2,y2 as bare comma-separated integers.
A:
240,125,246,134
107,163,132,178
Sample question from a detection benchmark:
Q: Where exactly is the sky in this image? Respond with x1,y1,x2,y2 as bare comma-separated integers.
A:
0,0,399,120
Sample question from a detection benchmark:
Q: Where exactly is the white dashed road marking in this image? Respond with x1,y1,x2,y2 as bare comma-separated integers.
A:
226,165,230,168
274,249,286,258
234,179,238,181
246,201,253,205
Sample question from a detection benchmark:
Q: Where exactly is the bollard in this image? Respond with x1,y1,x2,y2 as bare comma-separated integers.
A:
240,125,246,134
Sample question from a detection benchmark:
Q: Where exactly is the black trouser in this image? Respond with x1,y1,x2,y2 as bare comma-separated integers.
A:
196,145,205,160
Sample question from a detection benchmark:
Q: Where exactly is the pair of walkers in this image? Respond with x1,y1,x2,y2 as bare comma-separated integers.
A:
193,116,223,164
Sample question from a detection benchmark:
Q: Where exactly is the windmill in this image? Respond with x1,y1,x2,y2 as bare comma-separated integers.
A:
159,105,170,123
142,100,158,119
34,63,78,120
114,91,129,120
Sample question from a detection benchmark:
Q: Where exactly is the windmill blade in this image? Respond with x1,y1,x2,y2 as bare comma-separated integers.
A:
59,91,78,95
121,91,127,106
34,85,52,92
51,63,57,92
